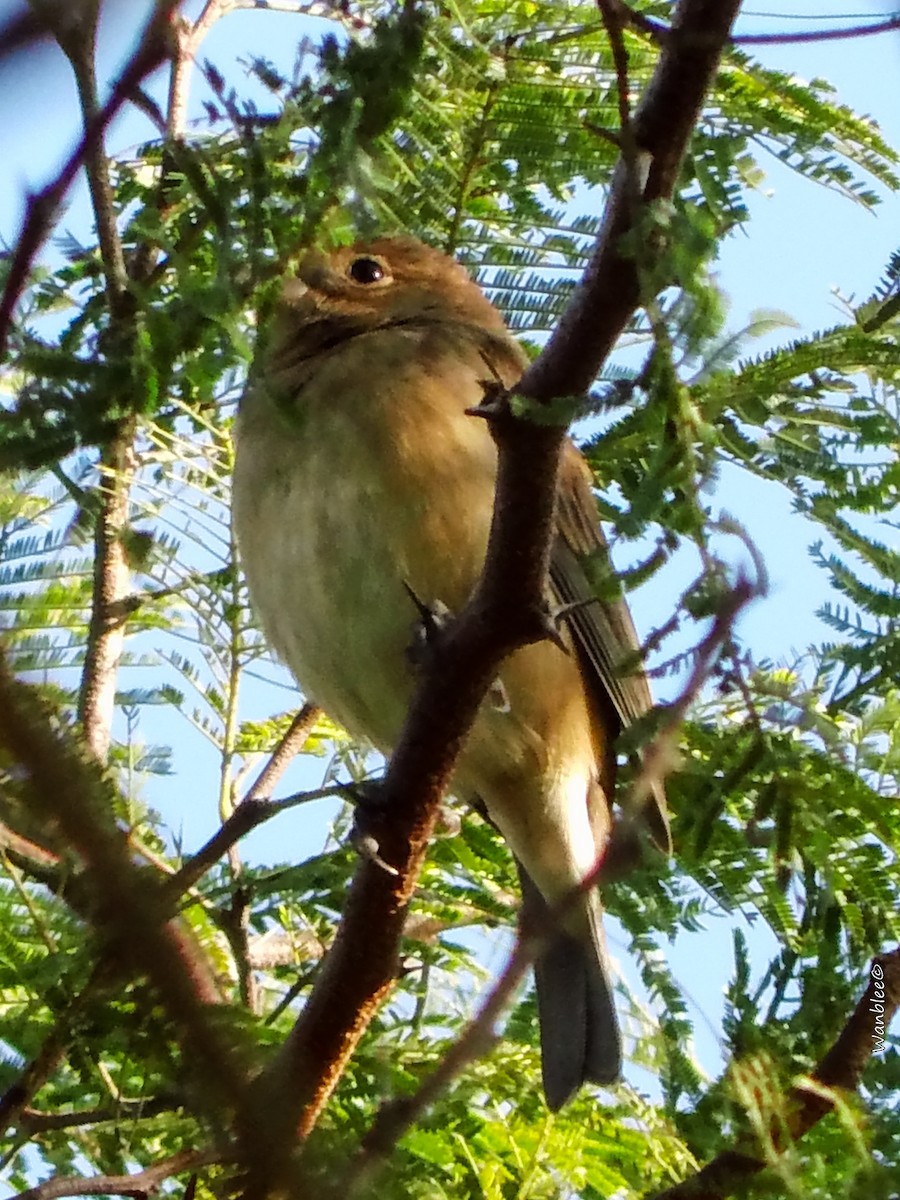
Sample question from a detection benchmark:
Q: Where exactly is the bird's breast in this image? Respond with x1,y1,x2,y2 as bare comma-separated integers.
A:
234,325,500,749
235,320,610,903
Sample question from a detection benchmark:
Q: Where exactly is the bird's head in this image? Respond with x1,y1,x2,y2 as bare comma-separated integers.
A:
277,236,507,336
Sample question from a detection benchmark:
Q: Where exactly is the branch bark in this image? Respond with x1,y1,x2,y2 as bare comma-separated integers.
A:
521,0,742,401
77,428,137,760
243,703,323,802
339,576,757,1195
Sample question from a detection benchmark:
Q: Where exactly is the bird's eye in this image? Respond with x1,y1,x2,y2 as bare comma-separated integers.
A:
348,257,386,285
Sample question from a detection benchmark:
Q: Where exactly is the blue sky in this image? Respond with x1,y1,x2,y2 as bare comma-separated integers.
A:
1,0,898,1092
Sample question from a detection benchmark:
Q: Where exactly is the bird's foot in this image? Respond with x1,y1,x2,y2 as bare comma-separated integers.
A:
402,582,512,709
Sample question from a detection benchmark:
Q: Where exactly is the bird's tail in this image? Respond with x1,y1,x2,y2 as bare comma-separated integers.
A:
518,865,622,1111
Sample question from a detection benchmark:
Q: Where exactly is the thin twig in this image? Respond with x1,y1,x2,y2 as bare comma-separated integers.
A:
617,3,667,42
596,0,632,137
519,0,743,402
211,704,323,1009
227,0,372,30
167,0,236,138
615,4,900,47
214,527,257,1004
0,823,60,872
734,15,900,45
164,784,346,900
243,703,323,803
16,1096,180,1136
14,1148,222,1200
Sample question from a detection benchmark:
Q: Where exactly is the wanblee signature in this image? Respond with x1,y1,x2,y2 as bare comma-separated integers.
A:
870,961,886,1054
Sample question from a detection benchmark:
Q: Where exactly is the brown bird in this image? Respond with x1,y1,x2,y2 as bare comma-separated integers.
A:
233,236,670,1109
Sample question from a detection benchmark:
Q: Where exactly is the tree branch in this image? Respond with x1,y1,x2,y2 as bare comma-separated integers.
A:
596,0,632,139
58,1,130,317
615,4,900,47
77,429,137,760
164,783,343,901
648,946,900,1200
171,702,325,1000
0,961,109,1137
16,1095,180,1136
0,652,265,1141
243,703,323,803
0,822,60,873
520,0,743,401
734,15,900,46
14,1148,221,1200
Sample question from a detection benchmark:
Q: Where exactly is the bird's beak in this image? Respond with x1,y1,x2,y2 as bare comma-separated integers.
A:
279,273,322,321
279,250,341,316
297,250,334,292
282,277,308,301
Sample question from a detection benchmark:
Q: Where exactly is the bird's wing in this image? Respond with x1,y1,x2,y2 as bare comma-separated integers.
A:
553,443,671,852
473,334,670,849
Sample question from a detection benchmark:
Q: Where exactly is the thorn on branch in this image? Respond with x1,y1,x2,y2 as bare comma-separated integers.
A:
351,832,400,878
343,780,401,874
581,120,622,148
536,603,572,656
466,380,509,422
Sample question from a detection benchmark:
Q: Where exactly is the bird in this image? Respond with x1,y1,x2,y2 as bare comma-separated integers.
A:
232,235,670,1110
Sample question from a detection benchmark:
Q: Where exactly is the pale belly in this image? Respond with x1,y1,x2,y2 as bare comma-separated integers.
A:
234,337,499,751
233,330,606,899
